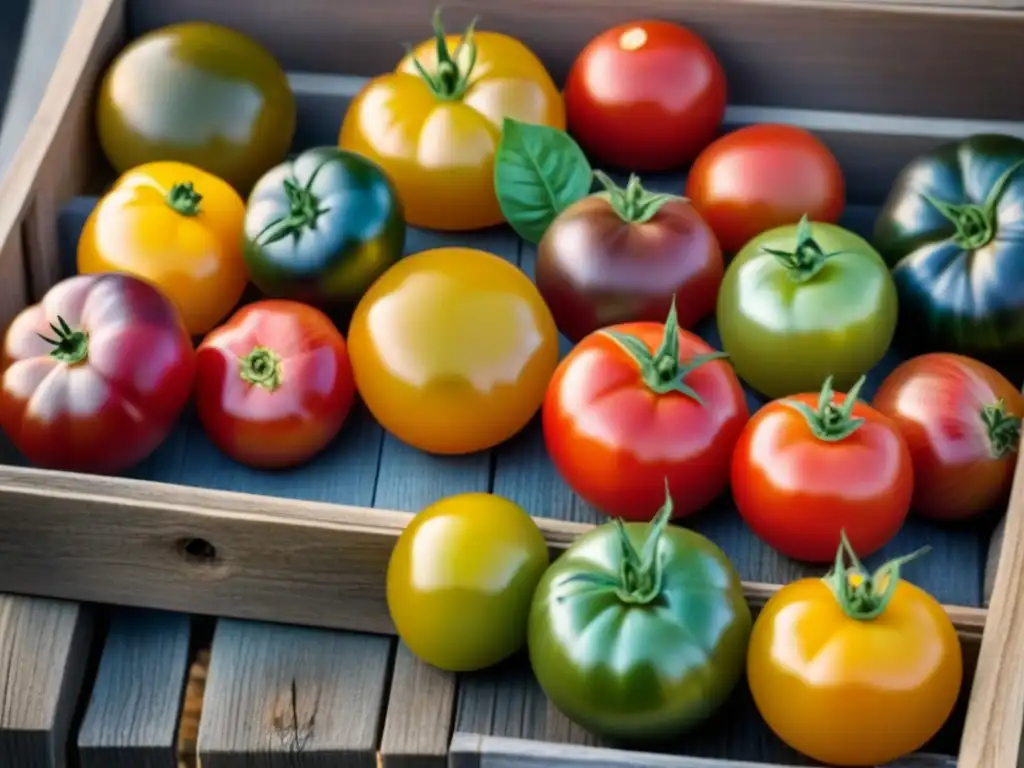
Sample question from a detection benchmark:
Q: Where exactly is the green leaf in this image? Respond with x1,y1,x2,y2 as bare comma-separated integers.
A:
494,118,593,244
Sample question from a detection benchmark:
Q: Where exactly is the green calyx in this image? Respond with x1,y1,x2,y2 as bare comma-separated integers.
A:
593,170,682,224
782,375,867,442
166,182,202,216
982,399,1021,459
601,297,729,402
239,346,282,392
256,176,330,247
762,214,844,283
920,158,1024,250
823,532,929,621
37,316,88,365
406,7,479,101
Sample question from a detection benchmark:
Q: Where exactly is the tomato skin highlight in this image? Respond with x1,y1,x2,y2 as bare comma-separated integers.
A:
0,274,195,474
195,300,355,469
872,353,1023,521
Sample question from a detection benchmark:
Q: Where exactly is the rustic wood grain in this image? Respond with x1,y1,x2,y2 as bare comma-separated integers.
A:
177,648,208,768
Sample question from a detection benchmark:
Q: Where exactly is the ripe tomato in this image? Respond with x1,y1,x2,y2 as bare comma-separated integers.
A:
686,124,845,254
873,353,1023,521
348,247,558,455
748,537,962,766
195,300,355,469
388,492,549,672
0,274,195,474
543,301,748,521
564,20,726,172
78,161,248,336
732,376,913,563
338,9,564,231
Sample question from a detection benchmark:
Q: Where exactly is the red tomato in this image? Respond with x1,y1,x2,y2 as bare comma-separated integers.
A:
872,353,1023,521
195,300,355,469
0,273,195,474
732,376,913,563
543,301,748,520
564,20,726,173
686,124,845,254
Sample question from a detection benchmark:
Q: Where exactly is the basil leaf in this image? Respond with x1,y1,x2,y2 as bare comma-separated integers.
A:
494,118,593,245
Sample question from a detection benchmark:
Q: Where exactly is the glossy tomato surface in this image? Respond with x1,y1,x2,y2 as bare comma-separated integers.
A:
78,161,247,336
686,124,845,254
388,492,549,672
97,22,296,192
339,11,564,230
873,353,1023,520
348,247,559,454
0,274,195,474
564,20,726,172
195,300,355,469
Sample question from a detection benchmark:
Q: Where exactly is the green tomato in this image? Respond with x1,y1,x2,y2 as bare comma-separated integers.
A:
716,216,898,399
527,489,752,741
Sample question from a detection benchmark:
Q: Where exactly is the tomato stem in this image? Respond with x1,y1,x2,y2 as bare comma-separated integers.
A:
601,297,729,402
761,214,845,282
255,175,331,246
405,7,479,101
613,479,674,604
782,375,867,442
919,158,1024,250
593,170,683,224
982,399,1021,459
166,182,202,217
824,531,929,621
240,346,283,392
37,315,88,365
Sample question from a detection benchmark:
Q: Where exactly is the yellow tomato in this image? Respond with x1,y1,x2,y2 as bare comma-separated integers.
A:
747,540,963,766
78,161,247,336
348,247,559,454
338,10,564,231
387,492,549,672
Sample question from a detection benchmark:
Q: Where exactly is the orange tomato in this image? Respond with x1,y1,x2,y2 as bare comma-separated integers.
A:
747,538,962,766
338,9,564,231
78,161,247,336
348,247,559,454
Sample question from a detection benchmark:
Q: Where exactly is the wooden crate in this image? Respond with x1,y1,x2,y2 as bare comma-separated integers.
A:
0,0,1023,765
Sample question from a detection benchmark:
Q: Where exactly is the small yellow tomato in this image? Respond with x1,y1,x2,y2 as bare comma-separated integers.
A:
348,247,559,455
387,493,549,672
78,161,247,336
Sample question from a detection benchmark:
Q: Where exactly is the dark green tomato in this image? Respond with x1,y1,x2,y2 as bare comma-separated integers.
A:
527,492,751,741
874,134,1024,363
97,22,295,193
243,147,406,309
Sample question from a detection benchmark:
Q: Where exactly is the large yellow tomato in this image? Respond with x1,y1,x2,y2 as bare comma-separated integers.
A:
387,492,549,672
78,161,247,336
338,10,564,231
747,538,962,766
348,247,558,454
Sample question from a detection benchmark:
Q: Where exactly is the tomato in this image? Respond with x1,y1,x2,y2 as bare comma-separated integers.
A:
563,20,726,173
388,492,549,672
716,216,897,400
338,9,564,231
872,353,1023,521
686,124,845,254
544,301,748,521
528,487,751,739
97,22,296,192
748,537,962,766
78,161,247,337
732,376,912,562
0,274,195,474
536,172,723,343
194,300,355,469
348,247,558,455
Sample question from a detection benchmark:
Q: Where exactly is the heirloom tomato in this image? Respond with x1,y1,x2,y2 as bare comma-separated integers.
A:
388,492,549,672
338,9,564,231
544,300,748,521
536,171,723,343
78,161,247,336
528,487,752,740
716,216,897,399
686,124,845,254
748,537,962,766
0,274,195,474
243,147,406,309
348,247,558,455
96,22,295,192
874,134,1024,362
732,376,912,563
563,20,726,172
873,353,1023,521
195,300,355,469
